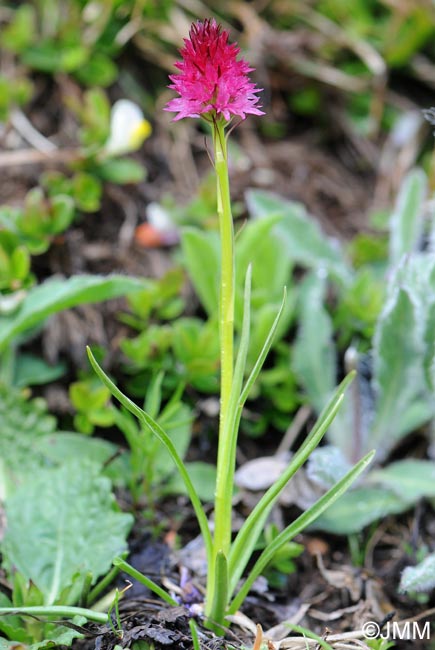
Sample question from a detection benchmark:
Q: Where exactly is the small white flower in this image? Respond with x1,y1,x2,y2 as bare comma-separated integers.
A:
104,99,151,156
146,202,174,232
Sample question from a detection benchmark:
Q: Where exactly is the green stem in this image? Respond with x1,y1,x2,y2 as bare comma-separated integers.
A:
0,606,108,624
206,118,235,623
214,118,234,433
87,554,125,605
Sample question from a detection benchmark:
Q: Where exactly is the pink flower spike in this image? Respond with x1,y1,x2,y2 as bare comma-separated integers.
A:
164,19,264,122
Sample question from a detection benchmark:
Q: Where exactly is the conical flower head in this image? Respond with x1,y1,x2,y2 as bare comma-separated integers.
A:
164,19,264,122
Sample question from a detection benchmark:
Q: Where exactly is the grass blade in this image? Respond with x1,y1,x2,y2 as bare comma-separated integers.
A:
228,449,375,614
231,264,252,418
239,288,286,407
189,619,201,650
227,399,342,594
228,377,352,595
207,551,229,629
87,347,213,565
113,557,177,606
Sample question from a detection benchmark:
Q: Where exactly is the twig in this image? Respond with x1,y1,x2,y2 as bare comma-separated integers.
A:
11,109,57,152
0,147,79,168
106,186,138,253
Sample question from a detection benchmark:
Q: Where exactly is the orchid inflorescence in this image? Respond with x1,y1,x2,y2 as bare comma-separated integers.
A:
164,18,264,123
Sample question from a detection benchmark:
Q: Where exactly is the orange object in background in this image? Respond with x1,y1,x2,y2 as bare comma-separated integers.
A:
134,222,179,248
135,223,164,247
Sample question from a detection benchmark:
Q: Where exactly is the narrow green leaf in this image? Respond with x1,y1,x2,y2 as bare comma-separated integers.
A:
228,450,375,613
210,269,282,607
239,288,286,406
227,399,341,590
246,301,294,367
189,619,201,650
0,274,144,351
87,348,213,565
208,551,228,628
112,558,177,606
228,373,355,596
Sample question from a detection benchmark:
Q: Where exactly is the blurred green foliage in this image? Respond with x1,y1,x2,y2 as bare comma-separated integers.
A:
2,1,127,85
70,366,216,508
0,74,33,122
